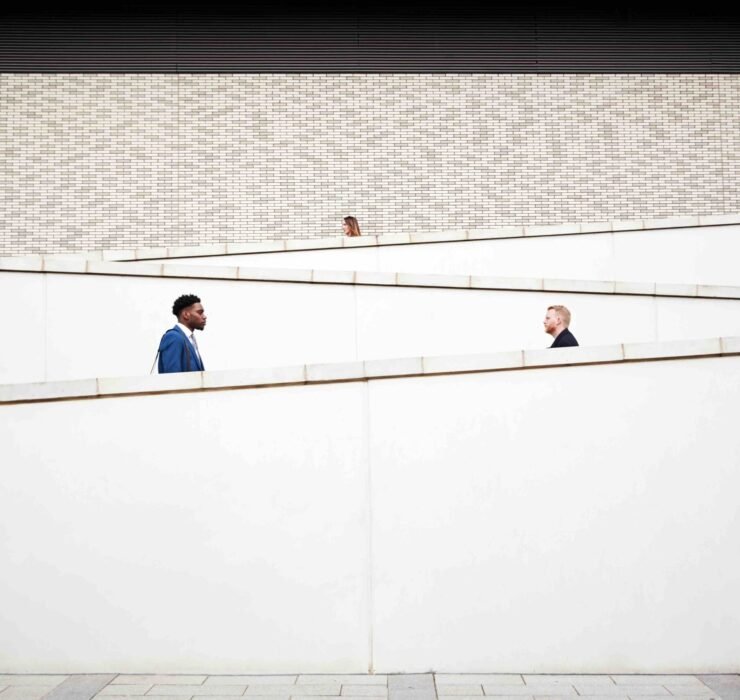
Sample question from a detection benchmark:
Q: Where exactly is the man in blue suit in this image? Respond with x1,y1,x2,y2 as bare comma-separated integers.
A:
158,294,207,373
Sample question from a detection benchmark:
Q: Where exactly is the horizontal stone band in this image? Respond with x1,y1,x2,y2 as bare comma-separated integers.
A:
1,336,738,405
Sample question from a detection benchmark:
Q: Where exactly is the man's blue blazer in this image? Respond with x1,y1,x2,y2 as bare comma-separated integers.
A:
158,325,205,373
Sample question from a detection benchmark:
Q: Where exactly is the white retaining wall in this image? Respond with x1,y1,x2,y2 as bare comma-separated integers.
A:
2,351,739,672
151,224,740,287
4,269,740,384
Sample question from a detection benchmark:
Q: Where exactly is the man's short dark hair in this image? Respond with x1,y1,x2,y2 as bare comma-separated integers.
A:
172,294,201,318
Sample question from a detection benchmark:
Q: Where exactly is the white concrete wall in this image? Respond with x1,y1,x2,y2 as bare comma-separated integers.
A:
163,225,740,286
4,269,740,384
2,354,739,672
0,381,371,673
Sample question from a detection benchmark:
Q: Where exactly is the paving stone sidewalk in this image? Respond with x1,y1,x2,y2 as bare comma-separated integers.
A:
0,674,738,700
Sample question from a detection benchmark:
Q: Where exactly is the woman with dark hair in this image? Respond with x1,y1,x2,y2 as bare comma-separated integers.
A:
342,216,361,237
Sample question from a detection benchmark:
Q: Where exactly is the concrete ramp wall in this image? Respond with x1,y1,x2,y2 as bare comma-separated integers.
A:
3,213,739,673
4,266,740,384
2,345,739,673
143,221,740,286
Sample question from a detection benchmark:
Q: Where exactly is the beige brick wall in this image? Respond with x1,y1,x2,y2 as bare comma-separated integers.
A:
1,73,738,255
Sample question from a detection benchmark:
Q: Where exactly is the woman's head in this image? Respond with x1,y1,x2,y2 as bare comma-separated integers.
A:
343,216,361,237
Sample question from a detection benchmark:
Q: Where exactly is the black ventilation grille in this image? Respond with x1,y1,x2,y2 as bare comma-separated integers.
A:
2,6,740,73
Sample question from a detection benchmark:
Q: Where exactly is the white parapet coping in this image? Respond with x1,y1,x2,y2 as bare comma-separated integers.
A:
7,212,740,263
1,257,739,299
1,336,737,405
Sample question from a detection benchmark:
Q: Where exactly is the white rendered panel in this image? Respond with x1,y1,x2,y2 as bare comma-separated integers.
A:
45,273,167,381
375,234,615,280
2,356,740,671
369,357,740,671
655,295,740,342
158,246,382,271
0,382,370,672
157,225,740,286
0,272,46,384
613,225,740,286
353,286,659,359
42,274,357,382
7,272,740,384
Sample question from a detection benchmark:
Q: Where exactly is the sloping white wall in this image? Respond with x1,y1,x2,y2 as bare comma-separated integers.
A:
1,381,371,672
2,354,739,672
369,357,740,671
4,270,740,385
160,225,740,286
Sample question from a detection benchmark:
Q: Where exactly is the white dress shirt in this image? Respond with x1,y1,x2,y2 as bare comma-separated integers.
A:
177,322,201,361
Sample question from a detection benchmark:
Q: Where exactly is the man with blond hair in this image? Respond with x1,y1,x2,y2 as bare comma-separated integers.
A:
544,305,579,348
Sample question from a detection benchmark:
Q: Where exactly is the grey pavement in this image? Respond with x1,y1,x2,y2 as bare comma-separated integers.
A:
0,674,738,700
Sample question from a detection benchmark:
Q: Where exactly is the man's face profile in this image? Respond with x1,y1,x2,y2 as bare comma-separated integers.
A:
543,309,560,335
181,303,207,331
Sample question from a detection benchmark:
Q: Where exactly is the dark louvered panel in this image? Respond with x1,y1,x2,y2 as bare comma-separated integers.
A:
1,7,740,72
